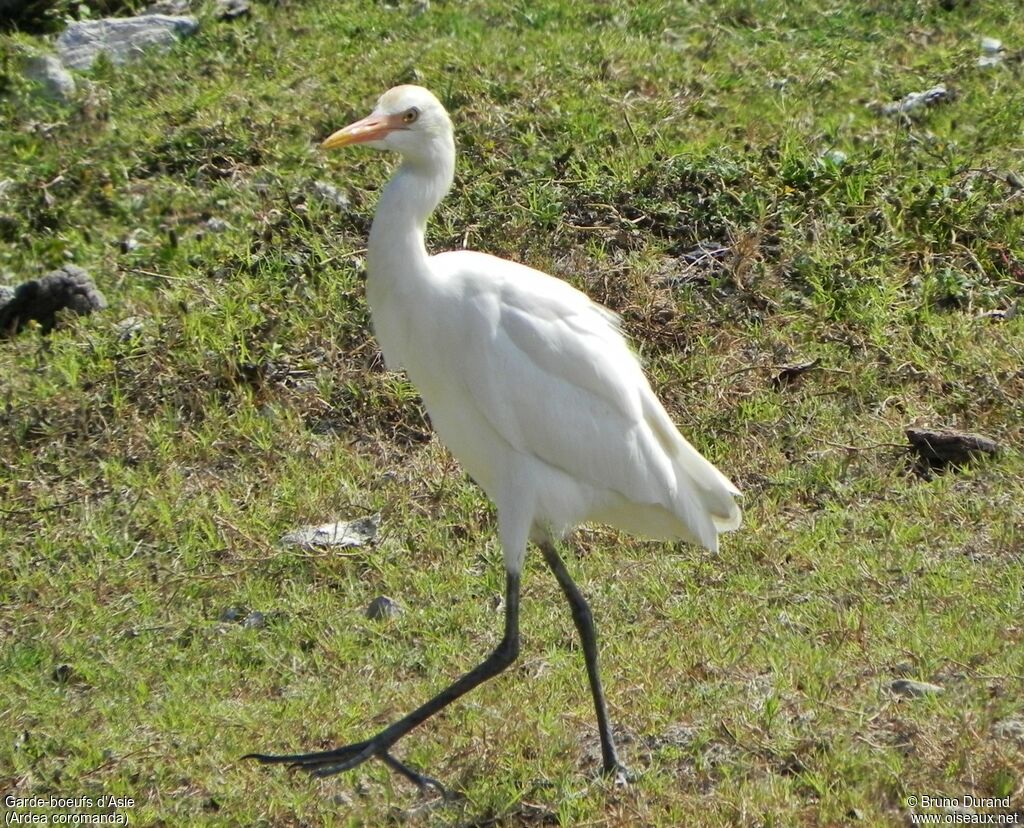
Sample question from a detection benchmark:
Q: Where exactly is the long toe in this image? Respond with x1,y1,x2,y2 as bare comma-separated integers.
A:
296,743,377,778
243,740,375,777
381,752,448,796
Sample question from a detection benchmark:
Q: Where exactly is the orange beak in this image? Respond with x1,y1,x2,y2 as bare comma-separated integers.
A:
321,112,404,149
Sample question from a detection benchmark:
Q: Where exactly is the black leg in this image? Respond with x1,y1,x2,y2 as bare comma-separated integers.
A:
245,569,521,788
539,541,625,778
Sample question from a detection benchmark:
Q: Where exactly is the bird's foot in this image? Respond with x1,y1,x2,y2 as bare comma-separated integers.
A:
380,752,448,796
603,762,636,787
244,739,447,796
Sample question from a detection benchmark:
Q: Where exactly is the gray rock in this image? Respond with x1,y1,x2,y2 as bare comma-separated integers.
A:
888,678,944,698
145,0,191,12
119,229,143,252
23,54,76,103
216,0,251,20
202,217,232,233
0,265,107,336
992,718,1024,743
819,148,847,166
879,84,950,117
218,606,246,622
56,15,200,71
366,596,402,620
310,180,350,210
115,316,145,341
280,514,380,549
242,610,266,629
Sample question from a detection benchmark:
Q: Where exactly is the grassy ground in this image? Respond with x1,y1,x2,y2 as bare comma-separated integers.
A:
2,0,1024,824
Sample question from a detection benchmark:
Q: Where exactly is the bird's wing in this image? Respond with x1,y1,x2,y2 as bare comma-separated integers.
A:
430,251,740,536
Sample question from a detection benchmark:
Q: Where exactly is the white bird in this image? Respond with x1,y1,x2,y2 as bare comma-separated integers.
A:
247,85,741,790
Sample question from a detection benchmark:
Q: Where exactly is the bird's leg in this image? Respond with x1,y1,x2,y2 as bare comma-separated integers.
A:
245,568,521,789
539,541,629,781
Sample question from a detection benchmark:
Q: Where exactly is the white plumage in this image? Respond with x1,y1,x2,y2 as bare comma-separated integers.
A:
248,84,741,788
352,85,741,573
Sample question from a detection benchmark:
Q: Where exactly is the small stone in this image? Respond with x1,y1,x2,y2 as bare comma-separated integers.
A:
219,606,246,622
203,217,232,233
310,180,350,210
820,148,847,166
119,230,143,252
888,678,944,698
23,54,76,103
281,514,380,549
115,316,145,341
878,84,950,117
216,0,251,20
242,610,266,629
992,718,1024,743
980,37,1004,54
145,0,191,12
366,596,402,620
56,15,200,71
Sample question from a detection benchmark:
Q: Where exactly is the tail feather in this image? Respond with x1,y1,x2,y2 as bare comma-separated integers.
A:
642,391,743,547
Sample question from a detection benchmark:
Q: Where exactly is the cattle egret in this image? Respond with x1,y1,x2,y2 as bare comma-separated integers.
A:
246,85,741,789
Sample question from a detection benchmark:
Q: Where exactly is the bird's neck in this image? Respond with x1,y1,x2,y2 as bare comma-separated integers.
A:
367,150,455,288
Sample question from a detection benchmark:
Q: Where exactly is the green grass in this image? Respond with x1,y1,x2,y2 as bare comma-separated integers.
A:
2,0,1023,824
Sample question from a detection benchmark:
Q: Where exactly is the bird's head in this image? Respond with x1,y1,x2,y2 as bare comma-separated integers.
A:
321,85,454,167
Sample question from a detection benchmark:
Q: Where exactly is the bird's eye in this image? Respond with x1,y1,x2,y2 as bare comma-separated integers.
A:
402,107,420,124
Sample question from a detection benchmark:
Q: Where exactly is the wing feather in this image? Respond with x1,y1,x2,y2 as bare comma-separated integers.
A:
429,251,740,541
